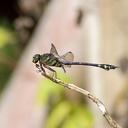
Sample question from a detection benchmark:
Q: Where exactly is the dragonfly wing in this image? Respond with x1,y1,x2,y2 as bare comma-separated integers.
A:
61,52,74,61
60,52,74,67
50,43,59,57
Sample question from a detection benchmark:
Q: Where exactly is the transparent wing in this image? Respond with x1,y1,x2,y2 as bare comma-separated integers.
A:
61,52,74,62
50,44,74,67
60,52,74,67
50,43,59,56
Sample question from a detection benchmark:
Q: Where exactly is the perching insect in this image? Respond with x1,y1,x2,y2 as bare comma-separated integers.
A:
33,44,119,77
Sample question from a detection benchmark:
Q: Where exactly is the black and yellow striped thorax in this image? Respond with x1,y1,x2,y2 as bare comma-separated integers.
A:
40,53,62,67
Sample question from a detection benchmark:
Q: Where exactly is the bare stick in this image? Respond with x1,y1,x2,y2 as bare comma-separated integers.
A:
36,64,122,128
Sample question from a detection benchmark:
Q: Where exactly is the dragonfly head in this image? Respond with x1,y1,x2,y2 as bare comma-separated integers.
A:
32,54,40,63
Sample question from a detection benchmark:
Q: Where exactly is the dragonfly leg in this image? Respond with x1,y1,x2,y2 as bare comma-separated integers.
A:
35,64,42,72
62,65,66,73
43,64,57,78
37,62,46,74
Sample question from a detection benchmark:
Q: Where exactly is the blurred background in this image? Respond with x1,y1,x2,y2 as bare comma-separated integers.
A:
0,0,128,128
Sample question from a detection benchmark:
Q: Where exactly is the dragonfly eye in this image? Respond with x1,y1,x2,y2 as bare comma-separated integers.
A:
32,54,40,63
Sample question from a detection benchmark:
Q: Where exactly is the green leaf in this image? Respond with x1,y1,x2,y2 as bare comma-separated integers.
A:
62,105,94,128
45,101,72,128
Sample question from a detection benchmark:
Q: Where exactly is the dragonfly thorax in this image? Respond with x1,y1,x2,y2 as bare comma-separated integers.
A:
40,53,62,67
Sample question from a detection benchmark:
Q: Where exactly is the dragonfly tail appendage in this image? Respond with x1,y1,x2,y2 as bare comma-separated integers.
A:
97,64,119,71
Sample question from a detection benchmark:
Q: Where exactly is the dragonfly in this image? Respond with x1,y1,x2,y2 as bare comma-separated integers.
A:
32,44,119,77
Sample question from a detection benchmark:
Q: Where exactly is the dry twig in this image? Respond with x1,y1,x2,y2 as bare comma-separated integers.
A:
36,64,122,128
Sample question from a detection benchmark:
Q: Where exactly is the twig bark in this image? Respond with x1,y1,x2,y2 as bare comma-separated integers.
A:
36,64,122,128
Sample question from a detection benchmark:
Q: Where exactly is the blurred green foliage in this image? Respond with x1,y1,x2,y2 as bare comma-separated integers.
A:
36,71,94,128
0,19,22,94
